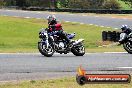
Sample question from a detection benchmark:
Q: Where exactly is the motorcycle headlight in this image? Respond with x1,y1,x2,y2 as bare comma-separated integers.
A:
39,33,46,38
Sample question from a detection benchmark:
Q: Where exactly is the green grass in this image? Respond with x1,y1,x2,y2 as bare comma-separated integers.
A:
0,77,132,88
0,16,122,53
0,16,45,52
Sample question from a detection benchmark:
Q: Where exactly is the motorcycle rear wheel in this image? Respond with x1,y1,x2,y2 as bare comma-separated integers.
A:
71,44,85,56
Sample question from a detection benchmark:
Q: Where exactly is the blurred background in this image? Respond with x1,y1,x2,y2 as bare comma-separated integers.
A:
0,0,132,10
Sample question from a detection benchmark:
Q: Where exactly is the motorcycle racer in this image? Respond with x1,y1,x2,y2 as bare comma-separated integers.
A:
38,15,85,57
119,25,132,44
47,15,71,45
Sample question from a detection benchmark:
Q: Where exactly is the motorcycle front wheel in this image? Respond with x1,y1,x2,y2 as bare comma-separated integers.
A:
71,44,85,56
38,42,55,57
123,37,132,54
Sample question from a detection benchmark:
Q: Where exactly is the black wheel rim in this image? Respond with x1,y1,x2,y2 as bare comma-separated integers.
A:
39,43,54,54
125,40,132,51
75,45,85,53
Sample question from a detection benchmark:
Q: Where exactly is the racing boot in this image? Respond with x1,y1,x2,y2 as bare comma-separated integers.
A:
67,40,74,49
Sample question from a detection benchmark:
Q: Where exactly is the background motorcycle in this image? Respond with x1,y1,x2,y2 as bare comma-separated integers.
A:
119,32,132,54
38,28,85,57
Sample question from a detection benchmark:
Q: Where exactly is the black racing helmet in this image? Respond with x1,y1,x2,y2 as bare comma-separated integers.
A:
121,25,128,31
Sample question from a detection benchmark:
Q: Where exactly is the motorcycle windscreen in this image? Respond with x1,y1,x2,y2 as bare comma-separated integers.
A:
67,34,75,39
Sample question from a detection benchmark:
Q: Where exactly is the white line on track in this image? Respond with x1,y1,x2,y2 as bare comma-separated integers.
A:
36,18,41,19
24,17,31,19
22,11,29,12
112,17,116,18
114,28,119,29
37,12,41,13
82,15,87,16
72,22,78,23
101,26,104,27
123,18,127,20
89,24,93,25
80,23,84,25
65,21,70,22
116,67,132,69
6,10,12,11
0,80,20,83
95,16,99,17
104,52,127,54
13,16,19,18
69,14,74,15
0,52,128,55
107,27,111,28
3,15,8,16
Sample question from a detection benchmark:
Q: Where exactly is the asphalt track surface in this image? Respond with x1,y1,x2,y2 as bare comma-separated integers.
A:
0,9,132,28
0,10,132,81
0,53,132,81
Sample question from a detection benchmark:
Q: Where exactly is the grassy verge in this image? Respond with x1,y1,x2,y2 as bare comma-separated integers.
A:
0,77,132,88
0,16,122,53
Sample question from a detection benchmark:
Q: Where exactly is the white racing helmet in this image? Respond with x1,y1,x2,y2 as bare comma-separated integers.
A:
47,15,56,23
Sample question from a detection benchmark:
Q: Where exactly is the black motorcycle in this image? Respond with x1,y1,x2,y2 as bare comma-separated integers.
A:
119,32,132,54
38,28,85,57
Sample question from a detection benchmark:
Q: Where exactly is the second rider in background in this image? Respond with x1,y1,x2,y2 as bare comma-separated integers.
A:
119,25,132,44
